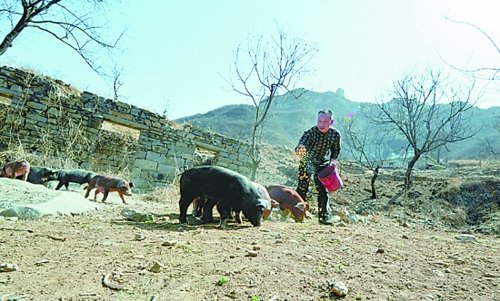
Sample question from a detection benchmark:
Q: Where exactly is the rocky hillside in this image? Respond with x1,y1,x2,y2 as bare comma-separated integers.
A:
177,89,500,161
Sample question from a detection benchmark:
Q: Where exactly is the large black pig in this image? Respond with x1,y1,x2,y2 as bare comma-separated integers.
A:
178,166,267,228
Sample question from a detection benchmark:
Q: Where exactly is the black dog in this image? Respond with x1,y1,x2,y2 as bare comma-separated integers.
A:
178,166,266,228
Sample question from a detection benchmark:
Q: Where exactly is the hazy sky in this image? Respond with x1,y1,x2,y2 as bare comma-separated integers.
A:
1,0,498,119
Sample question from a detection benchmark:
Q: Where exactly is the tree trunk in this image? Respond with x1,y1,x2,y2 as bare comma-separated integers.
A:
249,125,259,180
0,2,38,57
405,153,421,189
371,165,379,199
250,159,258,180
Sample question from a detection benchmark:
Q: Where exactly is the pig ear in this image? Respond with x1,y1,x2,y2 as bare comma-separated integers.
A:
294,202,305,212
261,200,271,210
257,198,268,209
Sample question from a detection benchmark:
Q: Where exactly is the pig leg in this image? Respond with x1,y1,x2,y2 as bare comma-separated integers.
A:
192,197,204,218
55,181,66,190
22,172,28,181
179,196,194,224
216,202,232,229
118,191,127,204
84,185,94,199
93,189,100,201
233,210,242,224
201,198,217,223
101,190,110,202
9,168,16,179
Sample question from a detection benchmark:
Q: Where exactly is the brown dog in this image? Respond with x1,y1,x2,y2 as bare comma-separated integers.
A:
1,160,31,181
84,175,134,204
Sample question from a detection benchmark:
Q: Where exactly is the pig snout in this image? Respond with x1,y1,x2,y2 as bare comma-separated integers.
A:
123,184,133,196
249,201,266,226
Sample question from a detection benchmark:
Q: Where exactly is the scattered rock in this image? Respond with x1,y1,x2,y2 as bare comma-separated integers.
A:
161,241,177,247
149,261,163,273
337,209,350,223
370,215,380,223
328,279,349,297
246,250,259,257
455,234,477,243
134,234,146,241
102,273,126,290
0,206,43,220
348,214,359,224
331,215,342,223
0,263,18,272
121,208,154,222
35,259,50,266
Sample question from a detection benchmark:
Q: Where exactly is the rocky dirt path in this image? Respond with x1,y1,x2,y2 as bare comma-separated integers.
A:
1,196,498,301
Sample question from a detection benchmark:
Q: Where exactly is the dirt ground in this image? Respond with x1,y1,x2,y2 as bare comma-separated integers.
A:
0,148,499,301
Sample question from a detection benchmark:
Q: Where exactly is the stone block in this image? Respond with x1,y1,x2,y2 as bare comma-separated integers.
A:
134,151,147,159
146,151,165,162
133,159,158,170
47,107,61,117
157,163,176,174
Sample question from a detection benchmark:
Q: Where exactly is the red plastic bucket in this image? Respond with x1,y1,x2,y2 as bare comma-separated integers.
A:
317,165,343,192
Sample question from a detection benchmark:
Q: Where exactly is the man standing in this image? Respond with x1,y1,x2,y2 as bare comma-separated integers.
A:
295,109,341,224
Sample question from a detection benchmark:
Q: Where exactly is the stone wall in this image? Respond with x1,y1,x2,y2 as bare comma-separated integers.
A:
0,66,253,188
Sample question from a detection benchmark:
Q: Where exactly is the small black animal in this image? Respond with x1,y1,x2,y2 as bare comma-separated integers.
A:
54,169,97,190
20,166,58,184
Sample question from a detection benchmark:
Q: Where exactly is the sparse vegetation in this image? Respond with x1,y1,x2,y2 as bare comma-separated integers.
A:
216,276,228,286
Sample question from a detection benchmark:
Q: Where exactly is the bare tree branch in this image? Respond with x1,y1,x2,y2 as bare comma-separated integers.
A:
0,0,123,75
442,16,500,81
225,26,317,179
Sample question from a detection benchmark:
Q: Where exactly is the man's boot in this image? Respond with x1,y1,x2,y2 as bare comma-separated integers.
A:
318,195,333,225
317,206,324,223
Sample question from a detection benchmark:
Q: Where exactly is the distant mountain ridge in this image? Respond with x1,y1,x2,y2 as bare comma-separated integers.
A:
177,89,500,160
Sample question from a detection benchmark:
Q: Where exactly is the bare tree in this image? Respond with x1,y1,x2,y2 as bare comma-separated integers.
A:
227,27,317,179
370,69,479,188
340,112,386,170
479,137,499,159
340,111,393,199
0,0,122,75
160,96,172,119
111,63,124,101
